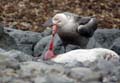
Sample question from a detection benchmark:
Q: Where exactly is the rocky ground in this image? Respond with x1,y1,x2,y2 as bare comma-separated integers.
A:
0,25,120,83
0,52,120,83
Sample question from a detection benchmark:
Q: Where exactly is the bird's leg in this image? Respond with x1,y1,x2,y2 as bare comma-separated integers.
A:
63,44,67,53
64,46,66,53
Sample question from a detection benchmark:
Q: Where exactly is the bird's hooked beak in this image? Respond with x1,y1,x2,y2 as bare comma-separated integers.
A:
43,18,58,34
52,24,58,35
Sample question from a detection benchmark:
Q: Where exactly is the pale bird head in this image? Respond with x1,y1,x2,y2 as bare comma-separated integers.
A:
52,13,68,27
43,13,68,27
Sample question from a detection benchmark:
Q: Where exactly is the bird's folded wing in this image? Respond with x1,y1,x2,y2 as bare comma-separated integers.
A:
77,17,91,25
77,17,98,37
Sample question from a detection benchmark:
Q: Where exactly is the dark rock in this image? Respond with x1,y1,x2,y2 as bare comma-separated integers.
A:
4,28,42,44
17,44,33,55
110,38,120,55
93,29,120,48
0,24,18,50
53,34,64,54
0,24,4,37
87,29,120,49
41,27,52,37
0,34,18,50
4,27,42,55
0,26,18,51
33,35,51,57
65,44,81,52
87,37,102,49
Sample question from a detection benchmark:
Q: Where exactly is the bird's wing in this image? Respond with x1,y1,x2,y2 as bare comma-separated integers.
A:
75,16,91,25
76,17,98,37
63,12,98,37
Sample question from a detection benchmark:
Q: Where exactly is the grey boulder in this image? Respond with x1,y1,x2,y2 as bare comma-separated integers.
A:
93,29,120,48
4,27,42,55
68,67,101,82
110,38,120,55
0,50,33,62
0,26,18,51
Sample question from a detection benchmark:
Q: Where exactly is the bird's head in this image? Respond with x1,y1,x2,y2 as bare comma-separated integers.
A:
52,13,68,27
43,13,68,27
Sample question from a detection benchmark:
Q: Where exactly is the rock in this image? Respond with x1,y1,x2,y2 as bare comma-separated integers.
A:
41,27,52,37
4,28,42,44
43,34,64,54
94,59,115,72
33,74,74,83
20,61,75,83
92,59,119,70
0,75,13,83
68,67,101,82
46,74,74,83
0,48,6,52
65,44,81,52
1,50,33,62
90,59,120,82
33,35,51,57
0,53,20,70
33,76,47,83
102,74,119,83
8,79,30,83
0,24,4,37
0,34,18,50
0,26,18,51
87,29,120,49
4,27,42,55
114,66,120,81
93,29,120,48
110,38,120,55
17,44,33,55
87,37,102,49
0,27,120,83
20,61,65,76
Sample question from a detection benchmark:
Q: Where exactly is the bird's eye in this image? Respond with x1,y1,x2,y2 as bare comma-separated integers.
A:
54,17,61,24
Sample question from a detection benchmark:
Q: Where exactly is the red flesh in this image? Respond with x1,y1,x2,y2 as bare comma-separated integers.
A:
44,24,57,60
